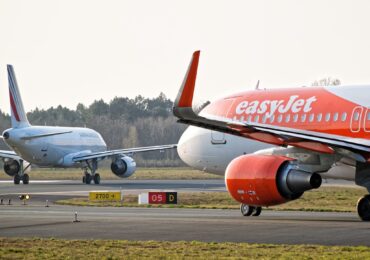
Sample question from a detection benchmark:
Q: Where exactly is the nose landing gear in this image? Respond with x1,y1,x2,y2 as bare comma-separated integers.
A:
240,203,262,217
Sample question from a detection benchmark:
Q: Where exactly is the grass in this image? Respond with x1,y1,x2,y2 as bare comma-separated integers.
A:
56,187,367,212
0,167,222,180
0,238,369,259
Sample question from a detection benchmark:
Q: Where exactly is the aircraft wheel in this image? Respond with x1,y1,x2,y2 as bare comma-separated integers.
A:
357,195,370,221
252,206,262,216
93,173,100,184
85,174,92,185
240,204,254,216
14,174,21,185
22,174,29,185
82,175,86,184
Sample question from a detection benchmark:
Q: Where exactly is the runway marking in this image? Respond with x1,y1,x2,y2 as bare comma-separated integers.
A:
0,180,73,184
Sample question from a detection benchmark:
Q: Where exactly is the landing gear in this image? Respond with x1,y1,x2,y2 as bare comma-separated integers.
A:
357,195,370,221
240,204,262,217
82,159,100,185
93,173,100,184
85,173,92,184
14,174,21,185
13,160,31,185
22,174,29,184
13,173,30,185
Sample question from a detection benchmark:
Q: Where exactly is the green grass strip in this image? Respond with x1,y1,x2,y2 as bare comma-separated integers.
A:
0,238,369,259
55,187,367,212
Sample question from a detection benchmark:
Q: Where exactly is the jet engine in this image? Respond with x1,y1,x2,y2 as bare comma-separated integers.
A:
110,156,136,178
3,159,30,176
225,154,322,206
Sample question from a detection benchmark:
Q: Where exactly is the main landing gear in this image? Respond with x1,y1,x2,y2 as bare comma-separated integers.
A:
13,160,31,185
357,195,370,221
240,203,262,217
82,159,100,185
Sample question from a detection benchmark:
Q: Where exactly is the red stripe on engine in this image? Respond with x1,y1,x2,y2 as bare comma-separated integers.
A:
9,89,20,122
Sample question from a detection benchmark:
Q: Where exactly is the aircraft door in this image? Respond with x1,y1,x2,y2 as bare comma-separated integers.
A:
211,131,226,144
350,106,363,133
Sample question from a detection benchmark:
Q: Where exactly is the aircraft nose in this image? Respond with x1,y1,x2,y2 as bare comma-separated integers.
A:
176,126,207,169
177,130,188,160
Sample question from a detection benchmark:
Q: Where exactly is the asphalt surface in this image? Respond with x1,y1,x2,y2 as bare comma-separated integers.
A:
0,179,368,246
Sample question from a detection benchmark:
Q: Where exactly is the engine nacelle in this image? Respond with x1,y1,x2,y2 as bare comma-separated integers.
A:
225,155,322,206
4,159,20,176
111,156,136,178
3,159,30,176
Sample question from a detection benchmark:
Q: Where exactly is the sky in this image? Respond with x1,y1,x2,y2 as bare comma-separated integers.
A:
0,0,370,113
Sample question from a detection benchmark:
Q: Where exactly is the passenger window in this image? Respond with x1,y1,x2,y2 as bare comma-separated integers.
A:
278,114,283,123
325,113,331,122
317,113,322,122
293,114,298,122
333,112,339,122
341,112,347,121
301,114,307,122
309,113,314,122
354,112,360,121
285,114,290,123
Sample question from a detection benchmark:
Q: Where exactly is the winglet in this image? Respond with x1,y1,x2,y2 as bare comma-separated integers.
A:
7,65,30,128
174,51,200,108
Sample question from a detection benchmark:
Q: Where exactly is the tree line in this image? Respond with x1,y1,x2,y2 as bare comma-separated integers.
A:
0,93,187,167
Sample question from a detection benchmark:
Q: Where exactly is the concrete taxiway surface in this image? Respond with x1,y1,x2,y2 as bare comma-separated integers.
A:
0,179,366,246
0,205,368,246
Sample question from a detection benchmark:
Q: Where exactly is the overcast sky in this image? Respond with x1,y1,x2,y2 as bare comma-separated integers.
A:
0,0,370,113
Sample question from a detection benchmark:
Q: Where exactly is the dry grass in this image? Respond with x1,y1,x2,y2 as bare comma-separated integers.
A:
0,167,222,180
56,187,367,212
0,238,369,259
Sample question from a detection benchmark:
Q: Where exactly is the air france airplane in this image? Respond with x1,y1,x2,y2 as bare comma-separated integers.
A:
0,65,176,185
173,51,370,220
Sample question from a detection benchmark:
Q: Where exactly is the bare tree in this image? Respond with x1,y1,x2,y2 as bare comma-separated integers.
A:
311,77,341,86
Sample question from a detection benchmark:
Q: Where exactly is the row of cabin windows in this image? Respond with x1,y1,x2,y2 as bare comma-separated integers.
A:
234,112,357,124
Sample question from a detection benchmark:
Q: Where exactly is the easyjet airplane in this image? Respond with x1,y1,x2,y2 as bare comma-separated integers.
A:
0,65,176,185
173,51,370,220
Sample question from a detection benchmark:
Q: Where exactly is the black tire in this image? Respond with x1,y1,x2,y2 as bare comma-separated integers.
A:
22,174,29,185
14,174,21,185
82,175,86,184
252,206,262,216
357,195,370,221
85,174,92,185
240,204,254,216
93,173,100,184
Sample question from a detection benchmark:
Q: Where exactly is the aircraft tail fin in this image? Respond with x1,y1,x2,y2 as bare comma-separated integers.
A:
7,65,30,128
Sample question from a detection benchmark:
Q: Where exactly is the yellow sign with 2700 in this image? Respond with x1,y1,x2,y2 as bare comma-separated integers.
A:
89,191,122,201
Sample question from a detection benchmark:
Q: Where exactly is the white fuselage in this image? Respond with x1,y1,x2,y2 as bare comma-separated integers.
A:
177,126,271,175
177,126,356,180
3,126,107,167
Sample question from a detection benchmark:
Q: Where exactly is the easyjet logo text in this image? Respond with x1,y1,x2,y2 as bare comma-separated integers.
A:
235,95,317,117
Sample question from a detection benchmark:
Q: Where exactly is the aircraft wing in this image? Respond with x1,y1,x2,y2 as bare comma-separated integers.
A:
72,144,177,162
173,51,370,162
0,150,22,160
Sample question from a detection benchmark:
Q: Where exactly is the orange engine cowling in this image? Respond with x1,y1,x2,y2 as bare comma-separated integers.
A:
225,154,322,206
